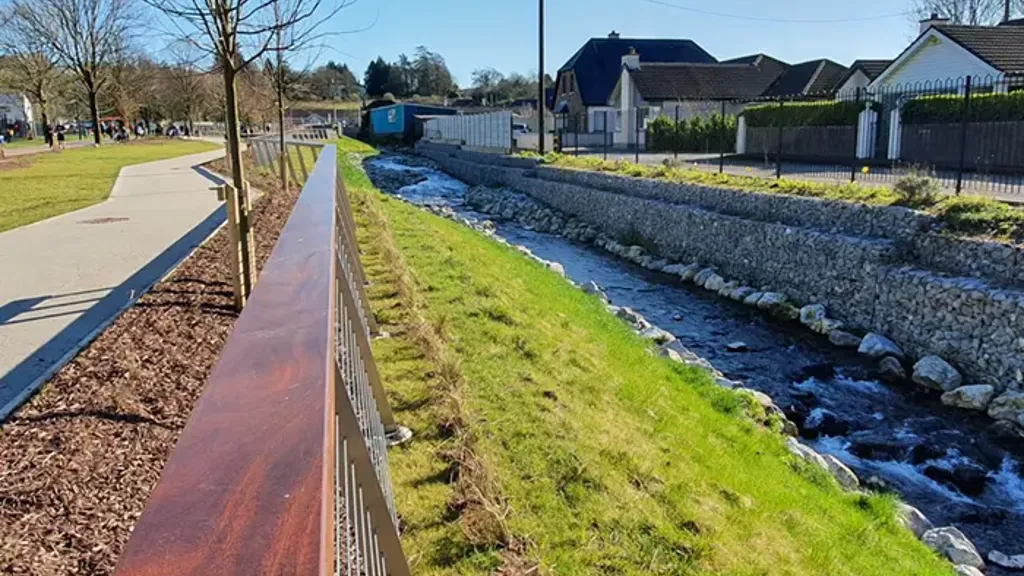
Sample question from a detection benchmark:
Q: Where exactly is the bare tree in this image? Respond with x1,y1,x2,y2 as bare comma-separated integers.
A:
912,0,1021,24
145,0,349,194
0,12,66,139
6,0,135,145
162,44,214,133
108,52,159,133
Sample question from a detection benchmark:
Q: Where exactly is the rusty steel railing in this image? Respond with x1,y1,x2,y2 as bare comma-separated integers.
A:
114,142,408,576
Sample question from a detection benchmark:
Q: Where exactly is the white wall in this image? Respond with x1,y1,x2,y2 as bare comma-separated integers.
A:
0,93,32,124
836,70,871,98
873,30,999,89
423,111,513,151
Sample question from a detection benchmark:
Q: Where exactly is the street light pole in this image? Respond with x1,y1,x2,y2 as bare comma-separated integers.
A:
538,0,545,155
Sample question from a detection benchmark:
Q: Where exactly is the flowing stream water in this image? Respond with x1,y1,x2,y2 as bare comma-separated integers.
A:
365,154,1024,571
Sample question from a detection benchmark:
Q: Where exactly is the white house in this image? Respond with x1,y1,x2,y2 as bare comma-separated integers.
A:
834,60,892,96
0,93,34,131
866,15,1024,159
868,15,1024,90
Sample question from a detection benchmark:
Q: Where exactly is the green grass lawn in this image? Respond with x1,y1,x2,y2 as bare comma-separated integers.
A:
1,138,49,151
0,139,220,232
340,137,954,576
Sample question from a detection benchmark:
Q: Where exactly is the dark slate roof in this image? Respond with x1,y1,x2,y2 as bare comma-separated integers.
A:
721,53,790,78
934,24,1024,73
631,63,783,101
558,38,716,106
762,59,849,97
849,59,892,80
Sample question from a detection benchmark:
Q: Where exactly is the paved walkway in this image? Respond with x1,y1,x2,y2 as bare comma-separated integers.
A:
0,149,227,418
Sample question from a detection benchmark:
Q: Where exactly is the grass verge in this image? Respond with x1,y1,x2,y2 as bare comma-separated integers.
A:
0,139,220,232
343,138,954,575
536,152,1024,244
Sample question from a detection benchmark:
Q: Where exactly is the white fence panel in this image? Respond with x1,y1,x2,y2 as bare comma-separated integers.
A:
424,111,513,151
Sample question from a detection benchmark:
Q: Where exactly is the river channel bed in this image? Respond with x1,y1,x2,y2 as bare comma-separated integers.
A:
364,153,1024,571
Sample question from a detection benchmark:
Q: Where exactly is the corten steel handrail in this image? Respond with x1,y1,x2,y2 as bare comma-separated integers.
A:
114,144,409,576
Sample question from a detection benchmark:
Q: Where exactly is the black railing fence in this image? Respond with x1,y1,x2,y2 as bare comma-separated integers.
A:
555,74,1024,197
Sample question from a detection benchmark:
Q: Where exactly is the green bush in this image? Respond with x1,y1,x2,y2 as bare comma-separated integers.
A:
741,100,865,127
645,113,737,153
893,171,941,208
902,91,1024,124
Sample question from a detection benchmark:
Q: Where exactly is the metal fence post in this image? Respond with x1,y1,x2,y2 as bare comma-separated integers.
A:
635,107,641,164
851,87,861,182
956,75,973,195
775,98,784,179
574,113,580,156
674,105,680,160
603,111,609,161
719,100,726,174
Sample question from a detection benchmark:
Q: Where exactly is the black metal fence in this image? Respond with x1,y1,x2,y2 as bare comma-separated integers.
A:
556,74,1024,197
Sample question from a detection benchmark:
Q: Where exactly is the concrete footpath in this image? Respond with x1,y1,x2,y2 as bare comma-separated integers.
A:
0,149,227,418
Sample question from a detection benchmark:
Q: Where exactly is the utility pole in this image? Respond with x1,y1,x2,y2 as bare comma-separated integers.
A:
1004,0,1012,23
538,0,545,155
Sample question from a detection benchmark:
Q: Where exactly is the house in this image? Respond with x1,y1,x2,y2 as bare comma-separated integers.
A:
0,93,34,136
868,14,1024,90
835,60,892,95
760,58,849,97
368,102,456,142
553,31,716,132
609,50,849,147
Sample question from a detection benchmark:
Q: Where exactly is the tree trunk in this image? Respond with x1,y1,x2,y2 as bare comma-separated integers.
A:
222,65,245,192
277,76,287,192
86,77,101,145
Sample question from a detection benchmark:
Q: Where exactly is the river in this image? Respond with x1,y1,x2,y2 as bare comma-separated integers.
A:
365,153,1024,571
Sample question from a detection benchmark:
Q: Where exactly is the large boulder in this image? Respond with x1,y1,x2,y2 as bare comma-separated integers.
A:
717,280,740,298
703,273,726,292
742,291,764,306
941,385,995,411
799,304,827,329
988,550,1024,570
988,391,1024,423
897,503,933,539
858,333,905,360
912,356,963,392
583,280,609,303
729,286,756,302
801,408,849,438
616,307,650,330
640,326,676,344
545,261,566,277
828,330,862,348
661,263,688,275
755,292,789,312
821,454,859,490
693,267,717,286
954,566,984,576
922,527,985,568
784,437,829,471
878,356,907,383
679,263,702,282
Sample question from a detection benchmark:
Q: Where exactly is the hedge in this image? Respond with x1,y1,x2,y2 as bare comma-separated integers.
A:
741,100,864,127
646,114,737,153
901,91,1024,124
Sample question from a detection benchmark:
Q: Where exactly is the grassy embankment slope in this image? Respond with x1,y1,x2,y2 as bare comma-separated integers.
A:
339,137,952,575
0,139,220,232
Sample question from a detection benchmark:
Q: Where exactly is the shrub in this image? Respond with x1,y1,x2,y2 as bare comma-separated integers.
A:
902,91,1024,124
741,100,865,127
645,113,737,153
893,171,941,208
934,195,1024,242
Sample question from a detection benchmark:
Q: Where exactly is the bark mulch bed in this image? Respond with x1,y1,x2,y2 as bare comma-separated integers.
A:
0,155,298,575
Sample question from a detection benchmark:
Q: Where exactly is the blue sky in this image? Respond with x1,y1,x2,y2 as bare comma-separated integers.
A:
322,0,924,85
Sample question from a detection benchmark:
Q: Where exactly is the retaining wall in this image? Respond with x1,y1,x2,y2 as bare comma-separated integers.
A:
415,141,1024,389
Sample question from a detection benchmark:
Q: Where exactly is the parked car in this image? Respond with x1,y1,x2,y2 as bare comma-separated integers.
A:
513,122,530,134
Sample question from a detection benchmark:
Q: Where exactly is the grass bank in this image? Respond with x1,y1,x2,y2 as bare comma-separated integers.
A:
538,152,1024,244
342,138,953,575
0,139,220,232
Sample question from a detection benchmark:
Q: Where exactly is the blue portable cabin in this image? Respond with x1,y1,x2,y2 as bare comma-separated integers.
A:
368,103,456,142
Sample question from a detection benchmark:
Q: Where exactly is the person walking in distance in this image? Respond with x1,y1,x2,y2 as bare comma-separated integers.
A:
56,125,66,150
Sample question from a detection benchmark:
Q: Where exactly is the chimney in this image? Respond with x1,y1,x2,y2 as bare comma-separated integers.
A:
608,30,620,39
919,12,950,34
622,46,640,70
